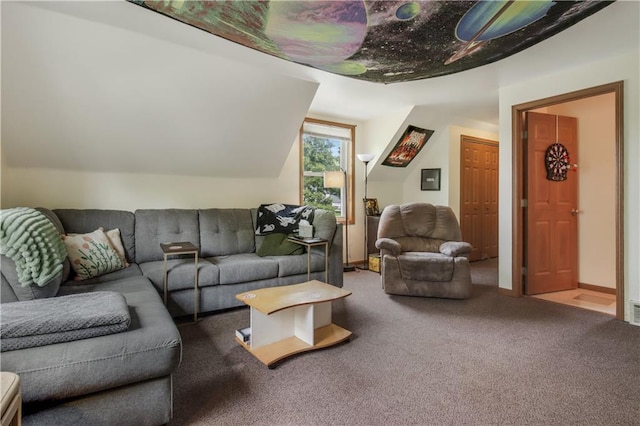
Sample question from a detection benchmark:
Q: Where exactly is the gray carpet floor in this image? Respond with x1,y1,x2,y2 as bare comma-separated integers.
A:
170,260,640,425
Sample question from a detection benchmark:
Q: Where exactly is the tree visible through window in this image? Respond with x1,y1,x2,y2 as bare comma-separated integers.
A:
300,118,354,222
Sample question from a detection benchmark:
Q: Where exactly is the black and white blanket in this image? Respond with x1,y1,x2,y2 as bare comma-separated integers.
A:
255,203,314,235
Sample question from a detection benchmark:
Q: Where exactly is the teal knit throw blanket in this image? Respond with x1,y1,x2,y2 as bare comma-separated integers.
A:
0,207,67,287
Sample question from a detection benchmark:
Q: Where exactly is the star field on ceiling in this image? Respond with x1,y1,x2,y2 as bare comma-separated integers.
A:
128,0,613,84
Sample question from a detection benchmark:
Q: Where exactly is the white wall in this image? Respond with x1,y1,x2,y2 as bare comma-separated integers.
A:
402,128,452,208
360,107,414,210
542,94,617,289
499,51,639,322
1,138,302,209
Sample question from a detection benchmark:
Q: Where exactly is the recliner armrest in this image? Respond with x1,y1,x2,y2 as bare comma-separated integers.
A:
376,238,401,256
439,241,472,257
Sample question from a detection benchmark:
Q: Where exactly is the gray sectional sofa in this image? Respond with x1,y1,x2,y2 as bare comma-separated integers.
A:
0,206,342,425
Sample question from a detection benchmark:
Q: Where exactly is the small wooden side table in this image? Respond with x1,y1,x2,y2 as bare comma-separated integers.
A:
1,372,21,426
287,237,329,282
160,242,199,323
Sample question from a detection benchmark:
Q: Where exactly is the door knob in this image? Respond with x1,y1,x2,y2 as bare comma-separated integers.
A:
571,209,580,216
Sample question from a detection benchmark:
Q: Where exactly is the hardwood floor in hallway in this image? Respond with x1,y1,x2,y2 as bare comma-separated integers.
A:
469,258,616,317
531,288,616,316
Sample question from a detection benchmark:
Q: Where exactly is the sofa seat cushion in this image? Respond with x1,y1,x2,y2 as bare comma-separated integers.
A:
272,252,326,277
206,253,278,285
139,259,219,291
1,277,181,403
62,263,143,286
397,252,454,282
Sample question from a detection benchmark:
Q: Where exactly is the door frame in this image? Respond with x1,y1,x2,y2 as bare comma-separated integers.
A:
510,81,624,320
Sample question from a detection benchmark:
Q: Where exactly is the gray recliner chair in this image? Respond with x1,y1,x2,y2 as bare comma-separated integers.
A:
375,202,472,299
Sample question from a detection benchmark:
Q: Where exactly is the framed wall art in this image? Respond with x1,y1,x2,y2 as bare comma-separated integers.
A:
382,125,434,167
364,198,380,216
421,168,441,191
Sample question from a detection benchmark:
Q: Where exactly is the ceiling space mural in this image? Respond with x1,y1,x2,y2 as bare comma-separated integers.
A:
128,0,613,84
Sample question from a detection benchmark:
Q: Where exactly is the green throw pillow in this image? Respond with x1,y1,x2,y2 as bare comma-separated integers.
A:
257,233,304,257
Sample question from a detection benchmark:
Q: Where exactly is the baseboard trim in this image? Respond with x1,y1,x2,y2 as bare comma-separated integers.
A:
578,282,616,295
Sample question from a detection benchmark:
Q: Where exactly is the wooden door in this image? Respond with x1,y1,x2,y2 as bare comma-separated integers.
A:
461,141,483,261
525,112,578,295
481,144,499,258
460,137,499,262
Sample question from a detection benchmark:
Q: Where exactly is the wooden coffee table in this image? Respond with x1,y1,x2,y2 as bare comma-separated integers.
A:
235,280,352,368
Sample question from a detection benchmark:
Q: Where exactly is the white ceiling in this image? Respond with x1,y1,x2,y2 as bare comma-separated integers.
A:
2,1,638,178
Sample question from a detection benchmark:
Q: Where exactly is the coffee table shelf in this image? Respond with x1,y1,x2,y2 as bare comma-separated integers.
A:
235,323,351,367
235,280,351,368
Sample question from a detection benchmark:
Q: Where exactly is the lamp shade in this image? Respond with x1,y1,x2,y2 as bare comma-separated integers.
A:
323,170,344,189
357,153,375,163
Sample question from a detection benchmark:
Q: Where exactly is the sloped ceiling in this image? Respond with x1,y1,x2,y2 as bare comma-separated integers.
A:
1,1,318,178
128,0,612,84
1,1,637,179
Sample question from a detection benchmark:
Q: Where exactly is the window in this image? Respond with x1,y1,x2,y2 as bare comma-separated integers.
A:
300,118,355,223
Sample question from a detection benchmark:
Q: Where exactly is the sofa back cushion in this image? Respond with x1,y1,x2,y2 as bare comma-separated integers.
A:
135,209,199,263
199,209,255,257
54,209,136,263
310,208,337,245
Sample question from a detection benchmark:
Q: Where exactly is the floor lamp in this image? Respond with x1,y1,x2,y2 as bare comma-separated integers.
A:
356,153,375,270
324,169,355,272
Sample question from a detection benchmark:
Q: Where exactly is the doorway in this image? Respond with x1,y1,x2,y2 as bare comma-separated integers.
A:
511,81,624,320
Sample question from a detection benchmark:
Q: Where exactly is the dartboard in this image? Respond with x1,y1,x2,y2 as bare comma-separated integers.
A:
545,143,570,181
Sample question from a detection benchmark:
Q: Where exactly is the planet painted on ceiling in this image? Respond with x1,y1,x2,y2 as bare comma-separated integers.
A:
129,0,613,84
445,0,555,64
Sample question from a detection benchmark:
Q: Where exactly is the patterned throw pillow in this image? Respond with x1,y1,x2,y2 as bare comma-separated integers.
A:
62,228,125,280
105,228,129,267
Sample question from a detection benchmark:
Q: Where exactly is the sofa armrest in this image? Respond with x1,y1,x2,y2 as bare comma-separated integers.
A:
439,241,473,257
375,238,401,256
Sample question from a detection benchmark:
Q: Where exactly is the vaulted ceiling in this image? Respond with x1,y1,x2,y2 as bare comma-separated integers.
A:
128,1,612,83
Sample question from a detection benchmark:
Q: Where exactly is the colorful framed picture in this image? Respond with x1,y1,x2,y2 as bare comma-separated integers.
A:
364,198,380,216
382,125,434,167
421,168,441,191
